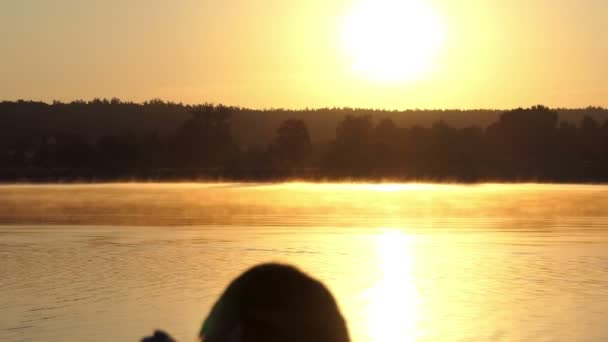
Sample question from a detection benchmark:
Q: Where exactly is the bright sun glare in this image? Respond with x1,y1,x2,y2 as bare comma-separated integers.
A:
342,0,445,82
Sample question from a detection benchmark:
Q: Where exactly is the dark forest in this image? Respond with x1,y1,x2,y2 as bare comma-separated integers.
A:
1,99,608,182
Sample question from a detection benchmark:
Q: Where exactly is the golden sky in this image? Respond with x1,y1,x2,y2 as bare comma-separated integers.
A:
1,0,606,109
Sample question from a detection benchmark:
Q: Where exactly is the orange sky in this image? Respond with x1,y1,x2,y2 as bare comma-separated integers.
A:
1,0,606,109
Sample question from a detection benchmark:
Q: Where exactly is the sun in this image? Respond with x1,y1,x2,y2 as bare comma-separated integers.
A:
342,0,445,82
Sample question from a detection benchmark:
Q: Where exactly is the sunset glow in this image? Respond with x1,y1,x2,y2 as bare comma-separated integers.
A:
1,0,607,108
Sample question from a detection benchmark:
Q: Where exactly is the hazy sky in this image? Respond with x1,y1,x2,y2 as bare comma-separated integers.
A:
1,0,607,109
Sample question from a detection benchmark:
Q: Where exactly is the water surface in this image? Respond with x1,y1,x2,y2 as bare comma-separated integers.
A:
1,183,608,341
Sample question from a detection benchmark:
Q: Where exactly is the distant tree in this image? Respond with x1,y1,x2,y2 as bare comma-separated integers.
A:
398,125,429,178
371,118,401,176
555,121,581,180
457,126,485,181
486,105,559,179
54,134,93,169
234,144,275,180
335,115,374,146
579,115,604,179
602,120,608,174
426,120,460,178
171,104,237,168
324,115,374,177
96,133,139,170
34,134,91,169
139,131,165,168
270,119,312,169
375,118,397,137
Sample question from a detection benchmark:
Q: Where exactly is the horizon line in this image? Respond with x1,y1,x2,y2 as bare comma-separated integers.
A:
2,98,607,112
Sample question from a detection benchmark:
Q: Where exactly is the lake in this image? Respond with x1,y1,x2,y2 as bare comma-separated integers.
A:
1,183,608,341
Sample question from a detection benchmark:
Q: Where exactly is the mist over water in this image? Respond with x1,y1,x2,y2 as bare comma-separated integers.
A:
2,182,608,226
1,183,608,341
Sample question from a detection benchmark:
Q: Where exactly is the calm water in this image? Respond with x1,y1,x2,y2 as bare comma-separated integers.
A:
1,183,608,341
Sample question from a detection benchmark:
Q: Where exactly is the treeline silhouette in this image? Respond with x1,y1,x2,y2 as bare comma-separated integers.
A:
1,99,608,182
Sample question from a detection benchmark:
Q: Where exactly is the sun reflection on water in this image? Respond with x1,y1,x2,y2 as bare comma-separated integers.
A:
367,229,422,342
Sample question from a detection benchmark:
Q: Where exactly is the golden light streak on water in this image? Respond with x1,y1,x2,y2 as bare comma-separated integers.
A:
366,230,421,342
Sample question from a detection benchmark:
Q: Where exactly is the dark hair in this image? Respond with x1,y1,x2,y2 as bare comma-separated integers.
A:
200,263,350,342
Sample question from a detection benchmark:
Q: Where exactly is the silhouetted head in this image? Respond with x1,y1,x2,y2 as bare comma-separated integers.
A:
200,263,350,342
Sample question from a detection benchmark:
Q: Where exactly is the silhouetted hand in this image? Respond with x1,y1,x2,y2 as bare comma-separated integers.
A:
141,330,176,342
